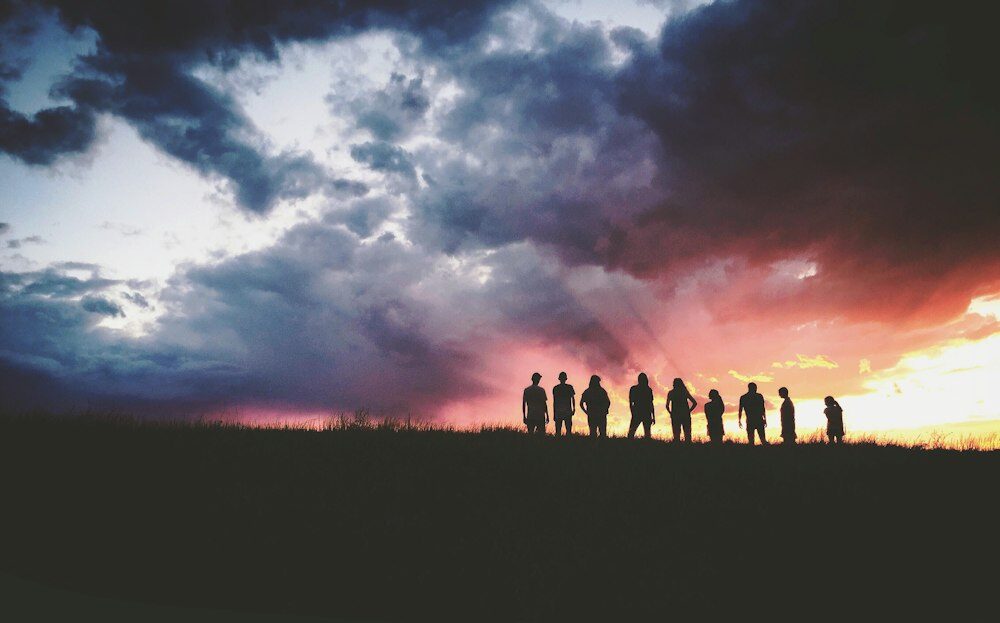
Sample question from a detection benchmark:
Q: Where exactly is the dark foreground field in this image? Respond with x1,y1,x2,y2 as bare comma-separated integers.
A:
1,415,997,621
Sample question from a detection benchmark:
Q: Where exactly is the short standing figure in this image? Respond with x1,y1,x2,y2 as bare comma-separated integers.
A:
628,373,655,439
580,375,611,439
666,378,697,442
823,396,845,444
522,372,549,435
738,382,768,445
552,371,576,436
778,387,796,444
704,389,725,444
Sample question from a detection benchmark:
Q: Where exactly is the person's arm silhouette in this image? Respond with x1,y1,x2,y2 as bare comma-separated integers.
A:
666,391,673,416
737,395,744,429
650,389,656,425
522,389,528,425
688,392,698,412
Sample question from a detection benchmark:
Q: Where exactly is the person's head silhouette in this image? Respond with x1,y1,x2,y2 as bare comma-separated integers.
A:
708,389,720,401
672,377,685,391
637,372,649,386
558,371,568,383
747,382,758,393
531,372,542,385
589,375,601,388
778,387,789,398
824,395,837,407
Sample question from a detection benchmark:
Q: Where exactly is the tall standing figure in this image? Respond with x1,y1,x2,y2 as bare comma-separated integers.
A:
704,389,725,444
666,377,697,442
779,387,796,444
824,396,845,444
580,375,611,439
522,372,549,435
552,371,576,436
738,382,768,445
628,373,655,439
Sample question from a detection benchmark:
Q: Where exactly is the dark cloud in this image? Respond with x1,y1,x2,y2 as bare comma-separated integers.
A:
611,0,1000,322
18,268,118,297
0,0,510,211
402,7,661,262
122,291,150,309
350,141,416,179
0,222,10,235
57,58,347,213
0,103,97,164
1,0,998,417
80,294,124,317
5,234,43,248
0,221,633,415
0,2,97,165
343,72,431,142
326,196,397,239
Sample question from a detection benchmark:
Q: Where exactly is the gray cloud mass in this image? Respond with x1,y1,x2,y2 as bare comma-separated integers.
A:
0,0,997,416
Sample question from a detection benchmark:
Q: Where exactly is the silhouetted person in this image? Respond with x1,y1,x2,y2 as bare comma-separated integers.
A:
628,373,655,438
738,382,768,445
522,372,548,435
704,389,725,444
666,377,697,442
580,375,611,439
779,386,796,445
824,396,845,444
552,371,576,436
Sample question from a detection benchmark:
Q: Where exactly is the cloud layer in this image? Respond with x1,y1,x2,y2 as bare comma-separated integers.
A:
1,0,998,420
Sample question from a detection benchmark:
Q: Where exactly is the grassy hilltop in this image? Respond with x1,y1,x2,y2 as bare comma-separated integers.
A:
1,414,997,621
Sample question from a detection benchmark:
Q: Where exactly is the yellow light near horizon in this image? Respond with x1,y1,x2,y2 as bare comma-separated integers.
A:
812,331,1000,435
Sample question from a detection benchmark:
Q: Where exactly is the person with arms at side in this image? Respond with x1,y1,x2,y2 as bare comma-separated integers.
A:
738,382,768,445
666,377,697,442
779,386,796,445
552,371,576,436
628,373,655,439
824,396,845,444
580,375,611,439
704,389,725,444
522,372,549,435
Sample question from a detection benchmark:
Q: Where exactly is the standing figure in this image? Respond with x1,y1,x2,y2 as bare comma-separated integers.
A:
552,372,576,436
778,387,796,444
522,372,549,435
580,375,611,439
704,389,725,444
824,396,845,444
666,378,697,442
738,382,768,445
628,373,655,439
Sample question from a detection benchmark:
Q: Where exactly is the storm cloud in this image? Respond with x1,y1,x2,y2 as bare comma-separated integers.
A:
0,0,510,211
0,0,997,419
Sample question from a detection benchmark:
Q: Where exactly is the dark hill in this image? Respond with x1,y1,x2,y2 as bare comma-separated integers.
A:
1,415,996,621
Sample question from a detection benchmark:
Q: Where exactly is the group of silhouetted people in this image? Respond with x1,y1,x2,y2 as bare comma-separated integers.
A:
522,372,846,444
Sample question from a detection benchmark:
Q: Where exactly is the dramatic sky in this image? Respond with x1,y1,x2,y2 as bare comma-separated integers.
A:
1,0,998,439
